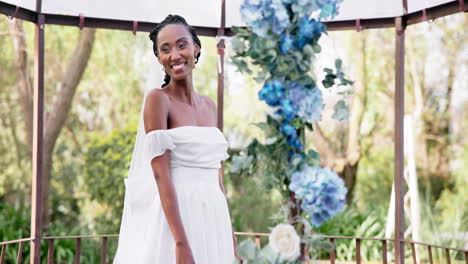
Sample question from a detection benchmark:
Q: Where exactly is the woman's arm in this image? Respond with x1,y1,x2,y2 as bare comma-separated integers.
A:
143,90,191,247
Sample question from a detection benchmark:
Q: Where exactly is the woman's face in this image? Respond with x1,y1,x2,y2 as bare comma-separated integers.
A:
156,24,200,81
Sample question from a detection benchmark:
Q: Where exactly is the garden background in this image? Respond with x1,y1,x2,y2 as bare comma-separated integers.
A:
0,12,466,262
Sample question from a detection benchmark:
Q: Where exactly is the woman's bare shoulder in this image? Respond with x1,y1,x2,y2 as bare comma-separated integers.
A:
200,95,216,110
146,88,170,106
144,89,170,132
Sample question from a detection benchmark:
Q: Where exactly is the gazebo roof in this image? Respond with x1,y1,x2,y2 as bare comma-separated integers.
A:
1,0,465,35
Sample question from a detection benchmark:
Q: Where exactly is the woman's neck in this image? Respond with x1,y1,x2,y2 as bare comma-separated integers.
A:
167,77,197,105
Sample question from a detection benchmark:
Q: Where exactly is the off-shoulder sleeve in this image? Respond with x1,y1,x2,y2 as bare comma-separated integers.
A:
144,130,176,162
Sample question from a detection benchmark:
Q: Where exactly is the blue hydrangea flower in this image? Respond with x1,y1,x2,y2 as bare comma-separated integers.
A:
289,166,347,227
298,17,315,39
258,80,285,106
296,17,326,49
271,0,291,35
291,0,315,18
279,120,302,150
240,0,270,37
291,0,342,19
240,0,290,38
287,81,325,124
280,34,295,54
279,99,296,121
296,36,309,50
287,136,303,150
320,2,338,18
281,122,297,137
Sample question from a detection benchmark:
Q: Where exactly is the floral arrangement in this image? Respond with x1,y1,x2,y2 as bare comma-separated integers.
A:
230,0,353,262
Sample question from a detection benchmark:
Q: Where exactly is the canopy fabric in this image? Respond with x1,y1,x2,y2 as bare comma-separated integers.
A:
2,0,457,27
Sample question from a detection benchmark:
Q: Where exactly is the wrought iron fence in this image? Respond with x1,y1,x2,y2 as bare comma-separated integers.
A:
1,233,467,263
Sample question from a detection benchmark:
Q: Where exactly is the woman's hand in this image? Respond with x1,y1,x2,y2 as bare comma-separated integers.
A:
176,241,196,264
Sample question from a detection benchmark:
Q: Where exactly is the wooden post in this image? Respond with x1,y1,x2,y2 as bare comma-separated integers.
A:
30,10,45,264
216,0,226,132
394,15,406,264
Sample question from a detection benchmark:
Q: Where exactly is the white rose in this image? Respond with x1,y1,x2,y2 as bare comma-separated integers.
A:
268,223,301,261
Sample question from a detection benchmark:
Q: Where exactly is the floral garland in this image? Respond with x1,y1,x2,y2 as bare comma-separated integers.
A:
230,0,353,262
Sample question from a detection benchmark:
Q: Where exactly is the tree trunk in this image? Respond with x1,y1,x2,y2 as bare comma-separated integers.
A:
9,19,96,230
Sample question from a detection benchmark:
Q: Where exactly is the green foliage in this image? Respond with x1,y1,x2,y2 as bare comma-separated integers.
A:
229,116,320,198
0,203,116,263
354,147,394,210
82,122,137,231
224,163,282,235
418,144,468,261
231,25,336,84
322,59,354,89
315,207,386,261
0,203,31,262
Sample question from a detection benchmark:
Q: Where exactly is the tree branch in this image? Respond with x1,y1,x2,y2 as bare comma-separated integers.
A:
9,19,33,149
44,28,96,148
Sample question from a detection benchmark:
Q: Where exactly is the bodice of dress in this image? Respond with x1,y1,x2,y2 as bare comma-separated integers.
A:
144,126,230,169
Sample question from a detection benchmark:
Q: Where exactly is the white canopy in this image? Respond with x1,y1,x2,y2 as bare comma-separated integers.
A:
2,0,457,28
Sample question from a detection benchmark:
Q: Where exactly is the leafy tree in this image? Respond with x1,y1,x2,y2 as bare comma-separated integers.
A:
82,122,137,232
8,19,96,229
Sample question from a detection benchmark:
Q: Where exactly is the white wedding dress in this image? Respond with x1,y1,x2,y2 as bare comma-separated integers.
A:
113,125,235,264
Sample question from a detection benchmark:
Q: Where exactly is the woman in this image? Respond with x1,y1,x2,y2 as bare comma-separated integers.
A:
113,15,237,263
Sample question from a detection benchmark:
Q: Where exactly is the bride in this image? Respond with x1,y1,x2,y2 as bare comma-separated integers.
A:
113,14,238,263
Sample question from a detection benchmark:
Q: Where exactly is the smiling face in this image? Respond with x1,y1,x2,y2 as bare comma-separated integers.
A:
156,24,200,81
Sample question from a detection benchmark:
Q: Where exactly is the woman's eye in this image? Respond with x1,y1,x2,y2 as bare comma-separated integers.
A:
179,43,187,48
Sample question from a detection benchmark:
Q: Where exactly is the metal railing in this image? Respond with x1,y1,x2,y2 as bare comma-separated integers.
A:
0,238,33,264
1,233,467,263
235,233,468,264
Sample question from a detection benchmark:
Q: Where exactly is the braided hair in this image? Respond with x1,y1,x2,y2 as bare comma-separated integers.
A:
149,15,202,88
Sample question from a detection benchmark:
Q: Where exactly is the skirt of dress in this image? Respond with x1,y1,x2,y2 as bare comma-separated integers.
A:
117,166,235,264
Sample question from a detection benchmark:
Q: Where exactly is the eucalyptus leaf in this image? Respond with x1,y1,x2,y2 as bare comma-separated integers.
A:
303,44,314,57
332,99,350,121
335,59,342,69
312,44,321,53
237,239,260,260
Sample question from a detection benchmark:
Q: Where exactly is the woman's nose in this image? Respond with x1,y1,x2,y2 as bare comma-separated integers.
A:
170,49,182,60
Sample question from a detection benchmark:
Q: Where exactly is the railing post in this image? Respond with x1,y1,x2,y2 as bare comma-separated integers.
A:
47,239,54,264
1,245,6,264
75,238,81,264
356,238,361,264
411,242,417,264
16,242,24,264
445,248,451,264
101,237,108,264
428,246,434,264
330,238,335,264
382,240,388,264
